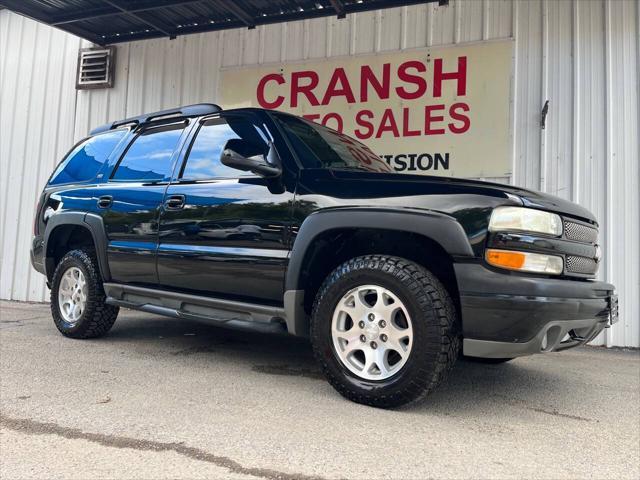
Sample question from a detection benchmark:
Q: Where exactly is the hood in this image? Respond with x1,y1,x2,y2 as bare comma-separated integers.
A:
321,169,597,224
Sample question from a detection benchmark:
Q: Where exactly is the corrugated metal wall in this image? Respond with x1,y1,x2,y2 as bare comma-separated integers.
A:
0,12,82,303
0,0,638,347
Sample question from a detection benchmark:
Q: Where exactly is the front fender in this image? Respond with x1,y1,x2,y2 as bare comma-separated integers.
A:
283,207,474,335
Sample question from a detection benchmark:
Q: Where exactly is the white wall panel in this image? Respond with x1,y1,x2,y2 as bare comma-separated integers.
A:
306,17,328,59
285,20,306,61
353,11,377,54
0,1,638,346
484,0,513,40
603,0,639,347
379,8,402,52
402,4,429,49
513,0,543,190
328,15,351,57
457,0,483,43
430,1,456,46
0,13,81,302
542,0,574,199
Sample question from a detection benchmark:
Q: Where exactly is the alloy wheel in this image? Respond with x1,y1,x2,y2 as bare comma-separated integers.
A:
331,284,413,381
57,267,87,325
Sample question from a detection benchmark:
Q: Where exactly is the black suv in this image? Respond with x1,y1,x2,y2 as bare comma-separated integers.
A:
31,103,618,408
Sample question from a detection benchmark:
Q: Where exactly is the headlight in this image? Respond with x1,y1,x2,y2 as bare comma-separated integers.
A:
486,249,564,275
489,206,562,236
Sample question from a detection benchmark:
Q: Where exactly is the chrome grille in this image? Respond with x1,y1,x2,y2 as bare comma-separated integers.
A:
566,255,598,275
564,221,598,244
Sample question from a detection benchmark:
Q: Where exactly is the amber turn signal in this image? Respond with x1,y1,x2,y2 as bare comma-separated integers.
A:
486,250,526,269
485,249,564,275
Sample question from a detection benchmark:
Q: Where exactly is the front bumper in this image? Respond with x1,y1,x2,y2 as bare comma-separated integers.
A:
454,263,616,358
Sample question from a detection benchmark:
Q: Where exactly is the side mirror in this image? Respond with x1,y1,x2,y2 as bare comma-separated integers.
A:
220,139,281,178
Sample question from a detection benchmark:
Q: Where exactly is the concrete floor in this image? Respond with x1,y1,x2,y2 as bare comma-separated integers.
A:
1,300,639,480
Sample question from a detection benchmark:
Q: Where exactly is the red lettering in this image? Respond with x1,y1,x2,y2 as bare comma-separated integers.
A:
433,56,467,97
321,112,343,132
402,108,421,137
376,109,400,138
425,104,446,135
448,102,470,134
321,68,356,105
354,110,375,139
360,64,390,102
256,73,285,109
291,71,320,107
396,61,427,100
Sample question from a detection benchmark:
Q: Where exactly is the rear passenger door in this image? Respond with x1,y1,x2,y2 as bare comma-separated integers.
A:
156,112,294,303
98,122,191,286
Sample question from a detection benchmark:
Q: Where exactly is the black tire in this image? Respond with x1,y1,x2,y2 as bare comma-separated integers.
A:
464,356,515,364
310,255,460,408
50,249,119,339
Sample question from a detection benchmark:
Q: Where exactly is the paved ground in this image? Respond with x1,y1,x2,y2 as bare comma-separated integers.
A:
1,300,638,480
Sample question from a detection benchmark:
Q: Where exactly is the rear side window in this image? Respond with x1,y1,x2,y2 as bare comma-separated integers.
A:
111,124,185,182
49,130,126,185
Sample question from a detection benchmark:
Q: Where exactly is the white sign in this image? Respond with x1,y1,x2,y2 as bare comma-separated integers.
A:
220,40,513,177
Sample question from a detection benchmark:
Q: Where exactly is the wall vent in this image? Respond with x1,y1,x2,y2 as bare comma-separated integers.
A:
76,46,115,90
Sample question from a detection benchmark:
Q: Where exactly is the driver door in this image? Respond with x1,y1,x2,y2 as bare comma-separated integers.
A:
156,112,294,303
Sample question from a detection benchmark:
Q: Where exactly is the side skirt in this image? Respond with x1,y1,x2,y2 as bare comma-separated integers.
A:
103,283,288,334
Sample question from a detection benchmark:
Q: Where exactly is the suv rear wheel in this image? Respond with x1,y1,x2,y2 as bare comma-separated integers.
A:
310,255,459,408
50,249,119,338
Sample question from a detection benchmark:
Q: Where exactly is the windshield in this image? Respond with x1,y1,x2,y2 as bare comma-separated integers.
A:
273,113,391,172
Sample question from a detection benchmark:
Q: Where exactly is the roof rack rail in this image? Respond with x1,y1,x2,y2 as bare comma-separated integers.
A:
90,103,222,135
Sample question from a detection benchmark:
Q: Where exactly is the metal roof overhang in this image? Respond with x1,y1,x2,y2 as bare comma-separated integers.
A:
0,0,446,46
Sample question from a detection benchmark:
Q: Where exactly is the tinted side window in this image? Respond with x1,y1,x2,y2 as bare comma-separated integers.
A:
111,124,185,182
180,116,269,180
49,130,126,185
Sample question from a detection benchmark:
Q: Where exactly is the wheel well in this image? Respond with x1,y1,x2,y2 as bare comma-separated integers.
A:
298,228,460,317
46,225,96,280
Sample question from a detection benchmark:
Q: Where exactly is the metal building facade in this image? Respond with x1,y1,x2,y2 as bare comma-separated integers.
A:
0,0,638,347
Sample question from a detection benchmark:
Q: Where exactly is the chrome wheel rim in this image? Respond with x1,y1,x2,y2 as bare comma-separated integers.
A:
58,267,87,325
331,284,413,381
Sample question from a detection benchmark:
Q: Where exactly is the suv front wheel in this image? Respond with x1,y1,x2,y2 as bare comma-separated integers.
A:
311,255,459,408
50,249,119,338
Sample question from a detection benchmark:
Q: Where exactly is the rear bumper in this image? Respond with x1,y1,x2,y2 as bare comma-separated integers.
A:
454,263,616,358
30,235,46,276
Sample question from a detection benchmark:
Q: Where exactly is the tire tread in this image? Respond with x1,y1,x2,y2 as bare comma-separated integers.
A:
310,255,459,408
50,249,118,339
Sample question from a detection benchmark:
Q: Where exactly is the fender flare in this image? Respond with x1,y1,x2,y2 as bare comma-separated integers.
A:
43,212,111,281
283,207,474,336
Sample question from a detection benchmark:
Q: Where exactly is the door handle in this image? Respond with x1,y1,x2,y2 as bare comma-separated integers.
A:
164,195,185,210
97,195,112,209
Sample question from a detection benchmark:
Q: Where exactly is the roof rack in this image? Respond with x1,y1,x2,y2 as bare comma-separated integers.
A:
90,103,222,135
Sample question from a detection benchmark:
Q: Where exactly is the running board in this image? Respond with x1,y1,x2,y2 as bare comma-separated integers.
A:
103,283,288,334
